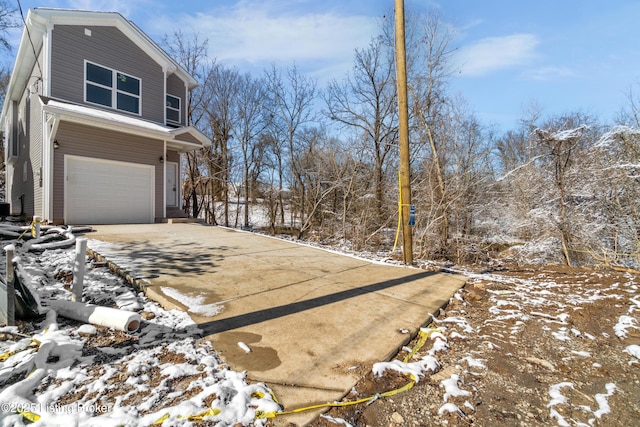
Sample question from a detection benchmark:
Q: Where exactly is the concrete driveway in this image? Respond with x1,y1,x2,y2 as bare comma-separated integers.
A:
88,223,466,426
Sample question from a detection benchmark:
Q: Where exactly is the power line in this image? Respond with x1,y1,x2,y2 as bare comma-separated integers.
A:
16,0,43,82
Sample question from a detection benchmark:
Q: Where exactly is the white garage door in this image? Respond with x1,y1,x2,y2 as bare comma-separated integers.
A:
65,156,154,224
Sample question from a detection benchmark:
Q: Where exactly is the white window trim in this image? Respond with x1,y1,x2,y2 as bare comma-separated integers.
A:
84,60,142,116
166,94,181,125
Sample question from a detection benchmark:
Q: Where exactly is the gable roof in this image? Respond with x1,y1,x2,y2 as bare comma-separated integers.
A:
2,8,198,119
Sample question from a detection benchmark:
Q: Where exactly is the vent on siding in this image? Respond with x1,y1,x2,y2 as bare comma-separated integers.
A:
84,28,92,36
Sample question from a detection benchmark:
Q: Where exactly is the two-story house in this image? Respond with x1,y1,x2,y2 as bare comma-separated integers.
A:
0,8,210,224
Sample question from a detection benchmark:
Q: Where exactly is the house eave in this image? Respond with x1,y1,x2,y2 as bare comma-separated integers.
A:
0,8,199,127
41,99,207,151
32,8,198,88
170,126,212,147
0,11,46,124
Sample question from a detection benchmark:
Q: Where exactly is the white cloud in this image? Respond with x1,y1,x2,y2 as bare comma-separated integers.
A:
146,2,378,81
66,0,148,16
524,66,576,81
455,33,539,76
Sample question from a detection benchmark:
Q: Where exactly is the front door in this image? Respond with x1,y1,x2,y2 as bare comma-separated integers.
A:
165,161,178,207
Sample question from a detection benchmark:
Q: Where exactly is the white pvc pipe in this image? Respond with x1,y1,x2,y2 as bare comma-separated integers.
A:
2,245,15,326
72,238,87,302
5,244,14,285
33,216,41,238
2,245,16,326
46,299,141,332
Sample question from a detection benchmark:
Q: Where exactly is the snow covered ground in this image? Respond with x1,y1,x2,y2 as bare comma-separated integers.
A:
314,265,640,426
0,240,280,426
2,227,639,427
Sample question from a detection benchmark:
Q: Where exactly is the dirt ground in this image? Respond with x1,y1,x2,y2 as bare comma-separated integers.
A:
7,258,639,426
299,265,640,427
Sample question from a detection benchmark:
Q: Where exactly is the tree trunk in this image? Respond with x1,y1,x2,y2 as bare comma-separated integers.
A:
421,113,448,248
243,162,250,228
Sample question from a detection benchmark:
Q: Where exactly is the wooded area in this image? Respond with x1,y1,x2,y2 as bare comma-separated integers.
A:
161,10,640,271
0,5,636,271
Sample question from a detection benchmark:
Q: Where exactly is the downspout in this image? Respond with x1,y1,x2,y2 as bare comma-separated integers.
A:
41,24,54,222
178,151,182,211
184,80,189,126
162,140,167,219
162,68,168,221
43,22,53,97
162,66,168,124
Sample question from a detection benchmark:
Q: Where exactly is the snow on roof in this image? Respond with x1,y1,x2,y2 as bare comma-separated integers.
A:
42,99,209,147
44,99,174,135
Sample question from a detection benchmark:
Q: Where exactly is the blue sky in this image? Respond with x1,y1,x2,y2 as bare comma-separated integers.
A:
6,0,640,132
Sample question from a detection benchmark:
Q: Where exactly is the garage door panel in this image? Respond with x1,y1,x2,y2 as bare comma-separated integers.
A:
65,156,154,224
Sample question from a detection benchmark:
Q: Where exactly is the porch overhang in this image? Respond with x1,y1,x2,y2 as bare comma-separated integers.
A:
41,98,210,151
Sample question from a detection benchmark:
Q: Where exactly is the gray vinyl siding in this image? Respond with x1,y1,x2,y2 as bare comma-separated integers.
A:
166,74,186,126
29,93,43,217
175,133,201,144
28,49,45,218
52,121,164,223
8,91,32,216
6,47,44,217
166,150,180,163
49,25,165,123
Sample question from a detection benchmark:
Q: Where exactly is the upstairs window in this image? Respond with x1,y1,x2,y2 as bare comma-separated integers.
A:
166,94,181,125
85,61,141,115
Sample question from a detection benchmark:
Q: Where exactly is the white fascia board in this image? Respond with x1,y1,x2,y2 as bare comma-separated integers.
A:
42,100,203,151
43,102,170,140
170,126,212,146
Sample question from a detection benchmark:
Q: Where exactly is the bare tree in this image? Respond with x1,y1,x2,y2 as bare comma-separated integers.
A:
231,73,269,228
201,64,240,226
0,1,17,54
616,85,640,127
533,115,597,266
325,36,398,227
0,1,18,174
265,65,318,236
582,125,640,271
493,111,602,266
161,31,211,218
404,10,457,256
258,132,285,232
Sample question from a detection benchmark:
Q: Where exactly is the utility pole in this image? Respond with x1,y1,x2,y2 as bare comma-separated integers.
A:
395,0,413,264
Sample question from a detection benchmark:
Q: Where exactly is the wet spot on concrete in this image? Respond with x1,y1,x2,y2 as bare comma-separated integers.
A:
213,331,282,372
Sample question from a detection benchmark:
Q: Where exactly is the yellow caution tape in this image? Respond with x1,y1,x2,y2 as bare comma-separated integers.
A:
17,218,36,241
155,325,442,424
268,389,281,406
154,408,221,425
258,323,442,420
17,408,41,422
404,325,442,363
392,170,412,254
0,339,40,362
153,413,170,425
186,408,221,421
